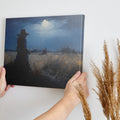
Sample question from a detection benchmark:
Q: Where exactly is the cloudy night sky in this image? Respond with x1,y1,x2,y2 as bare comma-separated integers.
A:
5,15,84,52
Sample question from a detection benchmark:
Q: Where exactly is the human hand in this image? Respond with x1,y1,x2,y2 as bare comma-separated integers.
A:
0,67,14,97
35,71,89,120
64,71,89,107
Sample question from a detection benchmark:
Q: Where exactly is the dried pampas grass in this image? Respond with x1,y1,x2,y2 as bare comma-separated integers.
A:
91,40,120,120
76,85,91,120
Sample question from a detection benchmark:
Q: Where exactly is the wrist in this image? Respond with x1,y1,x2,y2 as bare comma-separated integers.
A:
56,96,76,117
62,94,80,109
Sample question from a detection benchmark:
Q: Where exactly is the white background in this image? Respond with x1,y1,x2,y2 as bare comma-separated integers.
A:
0,0,120,120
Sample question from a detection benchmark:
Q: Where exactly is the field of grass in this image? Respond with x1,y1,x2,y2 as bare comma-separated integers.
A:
5,51,82,88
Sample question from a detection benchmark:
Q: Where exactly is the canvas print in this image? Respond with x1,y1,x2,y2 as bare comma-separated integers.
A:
4,15,84,88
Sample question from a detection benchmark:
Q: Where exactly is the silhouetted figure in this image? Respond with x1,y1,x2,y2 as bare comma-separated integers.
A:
42,48,47,55
14,29,31,84
15,29,29,64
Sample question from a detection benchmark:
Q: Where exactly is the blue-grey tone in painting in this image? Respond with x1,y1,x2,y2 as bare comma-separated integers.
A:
4,15,84,88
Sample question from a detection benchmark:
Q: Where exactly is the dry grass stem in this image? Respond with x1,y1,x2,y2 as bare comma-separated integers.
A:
91,40,120,120
76,85,91,120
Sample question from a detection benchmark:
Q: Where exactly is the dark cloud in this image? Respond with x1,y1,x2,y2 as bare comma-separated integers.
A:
5,15,84,52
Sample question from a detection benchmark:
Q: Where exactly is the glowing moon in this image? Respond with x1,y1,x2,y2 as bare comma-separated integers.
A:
41,19,51,28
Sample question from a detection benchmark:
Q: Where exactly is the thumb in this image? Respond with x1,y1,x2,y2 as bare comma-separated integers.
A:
69,71,81,82
0,67,6,79
0,68,7,97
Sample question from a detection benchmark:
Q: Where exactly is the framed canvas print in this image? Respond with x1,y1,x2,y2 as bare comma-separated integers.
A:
4,15,85,88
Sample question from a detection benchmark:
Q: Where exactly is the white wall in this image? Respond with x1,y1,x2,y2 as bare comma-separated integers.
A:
0,0,120,119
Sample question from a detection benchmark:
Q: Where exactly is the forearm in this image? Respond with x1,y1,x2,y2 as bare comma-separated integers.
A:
35,96,77,120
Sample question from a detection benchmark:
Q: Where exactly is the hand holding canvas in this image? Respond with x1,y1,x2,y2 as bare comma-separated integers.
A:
64,71,89,106
0,67,14,97
35,71,89,120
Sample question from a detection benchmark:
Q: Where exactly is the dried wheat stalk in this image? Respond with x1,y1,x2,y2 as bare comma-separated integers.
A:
91,40,120,120
76,85,91,120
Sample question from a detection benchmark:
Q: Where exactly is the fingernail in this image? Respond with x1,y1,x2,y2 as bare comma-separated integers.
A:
2,68,5,71
76,71,80,75
11,85,14,87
